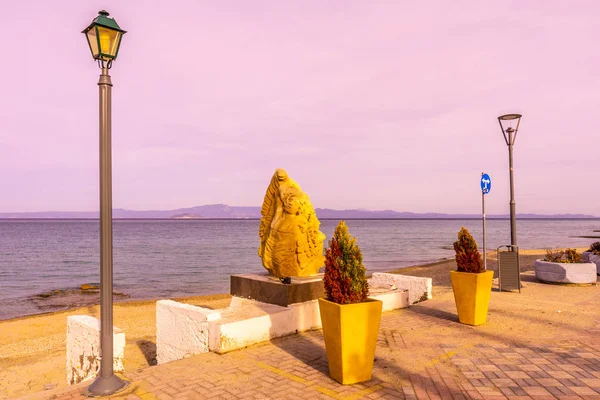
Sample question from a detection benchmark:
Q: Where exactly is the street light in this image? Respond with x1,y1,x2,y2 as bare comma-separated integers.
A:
82,10,127,397
497,113,522,250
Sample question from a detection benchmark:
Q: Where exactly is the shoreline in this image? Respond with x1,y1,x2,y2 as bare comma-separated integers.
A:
0,293,233,324
0,247,588,399
0,258,454,324
0,248,588,324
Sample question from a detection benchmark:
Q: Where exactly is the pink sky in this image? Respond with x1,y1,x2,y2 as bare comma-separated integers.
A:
1,1,598,215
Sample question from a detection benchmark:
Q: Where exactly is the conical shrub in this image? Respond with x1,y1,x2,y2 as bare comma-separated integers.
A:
453,227,484,273
588,241,600,256
323,221,369,304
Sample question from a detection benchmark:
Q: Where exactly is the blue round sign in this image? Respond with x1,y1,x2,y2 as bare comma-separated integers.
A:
481,173,491,194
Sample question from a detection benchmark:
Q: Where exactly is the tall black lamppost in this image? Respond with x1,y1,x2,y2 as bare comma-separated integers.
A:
82,10,127,396
497,114,522,251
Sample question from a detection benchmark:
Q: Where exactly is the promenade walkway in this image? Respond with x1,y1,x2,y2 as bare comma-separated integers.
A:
24,272,600,400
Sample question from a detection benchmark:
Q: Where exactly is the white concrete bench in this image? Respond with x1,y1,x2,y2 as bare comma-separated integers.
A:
156,300,221,364
371,273,432,304
156,277,416,363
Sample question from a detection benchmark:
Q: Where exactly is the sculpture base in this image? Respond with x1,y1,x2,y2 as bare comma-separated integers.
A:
231,273,324,307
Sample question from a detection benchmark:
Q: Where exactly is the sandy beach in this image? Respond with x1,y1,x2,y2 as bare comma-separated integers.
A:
0,248,589,399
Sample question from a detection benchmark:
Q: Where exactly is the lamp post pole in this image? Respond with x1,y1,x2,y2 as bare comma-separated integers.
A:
497,114,521,252
87,60,127,399
496,114,522,292
101,66,117,386
507,132,517,248
83,10,127,397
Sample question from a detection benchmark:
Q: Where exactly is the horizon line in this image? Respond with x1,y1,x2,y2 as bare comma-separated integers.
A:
0,204,597,218
2,217,600,221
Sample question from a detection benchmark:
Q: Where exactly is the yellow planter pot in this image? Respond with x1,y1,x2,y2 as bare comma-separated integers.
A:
318,298,382,385
450,270,494,326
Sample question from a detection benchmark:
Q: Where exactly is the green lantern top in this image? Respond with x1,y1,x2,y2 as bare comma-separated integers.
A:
82,10,127,63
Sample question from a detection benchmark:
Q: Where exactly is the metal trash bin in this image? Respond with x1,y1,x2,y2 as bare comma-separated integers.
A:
497,245,521,292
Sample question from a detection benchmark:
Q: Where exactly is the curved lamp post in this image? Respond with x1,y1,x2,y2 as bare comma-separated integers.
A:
82,10,128,397
497,113,522,250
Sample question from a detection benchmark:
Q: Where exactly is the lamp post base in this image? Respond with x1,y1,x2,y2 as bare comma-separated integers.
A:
83,374,129,397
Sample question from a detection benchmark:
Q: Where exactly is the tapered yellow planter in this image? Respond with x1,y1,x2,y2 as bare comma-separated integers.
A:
450,270,494,326
318,298,382,384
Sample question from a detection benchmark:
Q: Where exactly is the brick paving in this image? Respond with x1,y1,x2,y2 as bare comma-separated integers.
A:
25,273,600,400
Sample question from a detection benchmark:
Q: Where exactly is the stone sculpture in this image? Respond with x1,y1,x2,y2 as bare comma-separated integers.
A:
258,169,326,277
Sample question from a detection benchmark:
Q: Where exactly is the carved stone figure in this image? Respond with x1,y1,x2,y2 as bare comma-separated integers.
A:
258,169,326,277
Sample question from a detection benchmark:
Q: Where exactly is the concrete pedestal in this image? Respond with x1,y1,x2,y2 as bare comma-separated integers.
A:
230,273,324,307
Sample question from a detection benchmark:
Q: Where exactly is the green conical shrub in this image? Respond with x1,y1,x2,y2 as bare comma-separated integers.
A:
453,227,484,273
323,221,369,304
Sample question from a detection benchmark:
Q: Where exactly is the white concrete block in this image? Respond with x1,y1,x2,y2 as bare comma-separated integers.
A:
582,252,600,275
592,254,600,275
66,315,125,385
534,260,597,284
286,299,323,331
371,289,410,312
208,298,291,354
582,251,591,262
371,273,432,304
156,300,221,365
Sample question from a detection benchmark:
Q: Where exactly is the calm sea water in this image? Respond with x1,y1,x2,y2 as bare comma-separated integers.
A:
1,219,598,320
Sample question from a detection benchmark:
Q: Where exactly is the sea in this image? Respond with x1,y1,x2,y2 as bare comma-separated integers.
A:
0,219,598,321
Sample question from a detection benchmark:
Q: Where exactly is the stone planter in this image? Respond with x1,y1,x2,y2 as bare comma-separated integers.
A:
582,252,600,275
534,259,597,284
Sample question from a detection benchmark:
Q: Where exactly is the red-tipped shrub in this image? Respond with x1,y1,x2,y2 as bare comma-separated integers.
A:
453,227,484,273
323,221,368,304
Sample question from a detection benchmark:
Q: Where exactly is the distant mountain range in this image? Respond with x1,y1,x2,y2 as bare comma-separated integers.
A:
0,204,597,219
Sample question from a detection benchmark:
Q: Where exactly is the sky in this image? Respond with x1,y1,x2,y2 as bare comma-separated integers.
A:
1,1,599,215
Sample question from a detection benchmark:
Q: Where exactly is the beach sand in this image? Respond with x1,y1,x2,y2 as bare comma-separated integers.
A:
0,248,588,399
0,295,231,399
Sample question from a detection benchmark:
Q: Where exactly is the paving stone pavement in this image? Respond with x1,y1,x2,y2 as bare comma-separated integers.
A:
26,276,600,400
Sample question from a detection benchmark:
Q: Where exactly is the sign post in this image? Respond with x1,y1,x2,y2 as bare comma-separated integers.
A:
481,173,491,270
